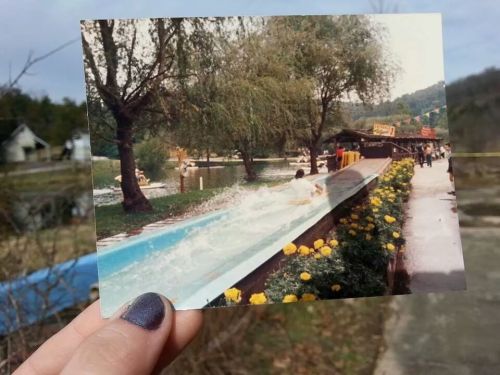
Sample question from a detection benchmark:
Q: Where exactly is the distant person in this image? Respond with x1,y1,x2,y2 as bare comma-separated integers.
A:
445,143,455,195
440,145,446,159
289,169,325,204
416,143,425,168
60,139,73,160
335,146,345,170
424,143,433,167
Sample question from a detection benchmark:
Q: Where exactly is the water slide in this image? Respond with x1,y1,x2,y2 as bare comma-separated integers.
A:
98,159,389,316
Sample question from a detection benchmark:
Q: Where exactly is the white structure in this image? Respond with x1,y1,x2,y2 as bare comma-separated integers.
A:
70,130,91,161
0,123,50,163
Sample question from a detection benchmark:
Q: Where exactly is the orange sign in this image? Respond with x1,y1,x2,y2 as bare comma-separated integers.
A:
420,127,436,139
373,123,396,137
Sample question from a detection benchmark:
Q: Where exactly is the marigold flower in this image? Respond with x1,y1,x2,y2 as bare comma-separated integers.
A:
339,218,348,225
282,294,298,303
314,253,322,259
366,234,372,241
329,239,339,247
386,243,396,252
392,232,400,239
249,292,267,305
282,243,297,256
384,215,396,224
348,229,357,236
313,239,325,250
298,245,311,256
350,223,359,229
372,208,379,213
301,293,317,302
366,216,374,222
331,284,342,292
350,213,359,220
320,246,332,256
300,272,312,281
224,288,242,304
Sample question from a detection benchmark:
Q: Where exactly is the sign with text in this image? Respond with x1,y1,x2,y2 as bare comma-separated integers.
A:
373,123,396,137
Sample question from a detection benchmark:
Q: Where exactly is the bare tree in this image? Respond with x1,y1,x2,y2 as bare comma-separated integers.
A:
81,19,184,212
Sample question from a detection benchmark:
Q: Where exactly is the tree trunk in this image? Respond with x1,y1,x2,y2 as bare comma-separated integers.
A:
206,148,210,168
241,151,257,181
117,124,153,213
309,145,319,175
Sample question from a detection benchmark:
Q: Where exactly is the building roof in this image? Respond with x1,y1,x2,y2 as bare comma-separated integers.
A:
324,128,443,144
0,121,49,148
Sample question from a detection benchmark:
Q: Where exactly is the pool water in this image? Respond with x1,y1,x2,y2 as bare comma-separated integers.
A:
98,172,378,316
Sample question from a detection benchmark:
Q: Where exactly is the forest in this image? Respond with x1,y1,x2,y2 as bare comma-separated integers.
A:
0,90,87,145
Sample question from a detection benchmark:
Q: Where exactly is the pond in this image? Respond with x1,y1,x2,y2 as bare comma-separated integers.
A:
93,160,324,206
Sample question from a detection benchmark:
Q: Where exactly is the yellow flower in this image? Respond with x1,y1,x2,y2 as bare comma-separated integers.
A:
365,234,372,241
348,229,357,236
350,223,359,229
350,213,359,220
386,243,396,252
329,239,339,247
331,284,342,292
301,293,317,302
384,177,391,182
282,243,297,256
370,197,382,207
314,253,322,259
339,218,348,225
384,215,396,224
249,292,267,305
300,272,312,281
366,216,374,222
313,239,325,250
282,294,298,303
392,231,400,239
298,245,311,256
320,246,332,256
224,288,242,303
372,208,379,213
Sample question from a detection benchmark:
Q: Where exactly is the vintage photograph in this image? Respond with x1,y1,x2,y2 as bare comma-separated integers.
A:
80,13,465,316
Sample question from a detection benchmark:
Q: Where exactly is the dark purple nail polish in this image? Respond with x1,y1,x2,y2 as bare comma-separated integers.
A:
121,292,165,330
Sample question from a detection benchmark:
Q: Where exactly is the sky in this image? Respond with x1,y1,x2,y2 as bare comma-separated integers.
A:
373,13,445,100
1,0,499,103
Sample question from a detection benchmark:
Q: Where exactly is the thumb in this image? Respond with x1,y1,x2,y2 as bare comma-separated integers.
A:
61,293,173,375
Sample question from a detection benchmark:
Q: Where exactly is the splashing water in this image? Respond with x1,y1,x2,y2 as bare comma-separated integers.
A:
99,173,374,313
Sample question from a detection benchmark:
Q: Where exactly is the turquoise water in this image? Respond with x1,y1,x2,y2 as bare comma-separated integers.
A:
98,172,378,316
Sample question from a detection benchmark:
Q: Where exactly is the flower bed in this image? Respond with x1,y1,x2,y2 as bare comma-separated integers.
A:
222,158,415,306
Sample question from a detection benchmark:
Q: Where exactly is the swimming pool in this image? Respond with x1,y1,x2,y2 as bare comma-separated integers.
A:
98,172,379,316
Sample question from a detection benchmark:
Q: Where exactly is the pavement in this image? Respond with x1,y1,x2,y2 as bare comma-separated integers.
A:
403,159,466,293
374,160,500,375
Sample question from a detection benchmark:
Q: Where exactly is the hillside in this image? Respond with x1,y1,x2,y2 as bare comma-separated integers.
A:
446,67,500,152
345,81,447,121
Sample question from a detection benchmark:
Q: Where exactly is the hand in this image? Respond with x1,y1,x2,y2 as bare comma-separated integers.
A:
15,293,203,375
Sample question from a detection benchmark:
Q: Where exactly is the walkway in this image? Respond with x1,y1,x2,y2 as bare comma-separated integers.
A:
403,158,466,293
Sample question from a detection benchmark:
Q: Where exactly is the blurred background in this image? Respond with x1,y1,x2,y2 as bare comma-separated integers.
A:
1,1,499,374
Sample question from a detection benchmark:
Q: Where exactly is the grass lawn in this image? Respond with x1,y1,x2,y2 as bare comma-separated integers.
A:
95,188,223,239
6,165,92,193
167,298,388,374
0,223,96,281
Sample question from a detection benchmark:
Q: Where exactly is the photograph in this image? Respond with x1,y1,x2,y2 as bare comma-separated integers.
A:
80,13,466,317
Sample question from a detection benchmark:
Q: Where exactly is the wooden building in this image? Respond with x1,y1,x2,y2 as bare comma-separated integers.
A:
324,128,443,160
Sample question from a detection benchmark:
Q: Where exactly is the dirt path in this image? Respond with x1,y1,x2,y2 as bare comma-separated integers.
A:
403,158,465,293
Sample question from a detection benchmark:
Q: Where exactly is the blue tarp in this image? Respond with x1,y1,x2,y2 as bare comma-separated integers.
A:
0,252,98,335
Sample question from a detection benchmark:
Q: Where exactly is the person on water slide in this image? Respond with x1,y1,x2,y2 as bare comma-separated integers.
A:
289,169,325,205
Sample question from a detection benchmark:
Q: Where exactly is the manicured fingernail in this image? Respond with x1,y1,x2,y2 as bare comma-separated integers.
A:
121,292,165,330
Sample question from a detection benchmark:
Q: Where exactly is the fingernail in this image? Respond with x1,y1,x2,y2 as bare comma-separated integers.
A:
121,292,165,330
